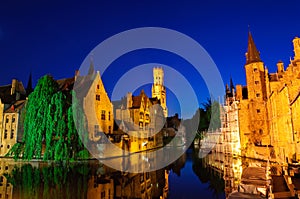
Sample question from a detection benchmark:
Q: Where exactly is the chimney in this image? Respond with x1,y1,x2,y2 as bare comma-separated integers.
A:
11,79,17,95
293,37,300,61
75,70,80,80
126,92,132,108
277,61,284,73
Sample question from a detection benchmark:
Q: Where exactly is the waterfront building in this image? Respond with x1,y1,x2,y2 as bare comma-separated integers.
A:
0,79,28,156
224,32,300,163
220,81,241,157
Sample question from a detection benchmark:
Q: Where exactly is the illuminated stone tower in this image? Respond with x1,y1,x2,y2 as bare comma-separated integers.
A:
152,67,168,117
244,31,270,145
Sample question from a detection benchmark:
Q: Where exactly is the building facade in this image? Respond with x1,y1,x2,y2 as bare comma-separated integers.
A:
0,79,27,157
227,32,300,163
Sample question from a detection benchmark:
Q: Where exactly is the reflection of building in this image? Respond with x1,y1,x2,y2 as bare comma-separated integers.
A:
87,176,114,199
222,32,300,163
0,160,23,199
86,168,169,199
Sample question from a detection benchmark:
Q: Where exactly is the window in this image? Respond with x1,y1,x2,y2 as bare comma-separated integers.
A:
7,145,10,149
257,109,261,113
139,122,143,129
5,116,9,123
255,81,259,84
108,112,111,121
140,112,144,120
101,191,105,199
4,132,7,139
10,130,14,139
254,68,258,72
12,116,15,123
101,110,105,120
96,94,100,101
140,174,144,183
108,126,111,134
97,84,99,89
256,93,260,97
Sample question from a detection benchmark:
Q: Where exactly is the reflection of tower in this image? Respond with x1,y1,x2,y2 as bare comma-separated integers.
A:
152,67,168,117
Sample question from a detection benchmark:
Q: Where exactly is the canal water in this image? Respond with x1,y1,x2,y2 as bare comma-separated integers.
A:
0,148,265,198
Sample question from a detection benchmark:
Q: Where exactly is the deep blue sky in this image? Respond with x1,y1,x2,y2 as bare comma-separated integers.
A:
1,1,300,118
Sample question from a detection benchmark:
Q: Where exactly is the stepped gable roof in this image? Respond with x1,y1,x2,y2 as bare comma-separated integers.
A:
72,73,96,100
290,88,300,105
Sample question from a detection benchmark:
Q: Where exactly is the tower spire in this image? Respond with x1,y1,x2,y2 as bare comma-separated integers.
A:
230,76,235,92
26,72,33,95
246,31,261,64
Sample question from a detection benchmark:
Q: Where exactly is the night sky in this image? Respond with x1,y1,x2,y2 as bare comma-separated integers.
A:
1,1,300,118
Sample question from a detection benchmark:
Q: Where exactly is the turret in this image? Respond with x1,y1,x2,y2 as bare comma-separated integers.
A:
277,60,284,73
293,37,300,61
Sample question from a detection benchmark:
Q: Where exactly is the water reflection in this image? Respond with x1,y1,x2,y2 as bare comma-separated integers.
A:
0,148,267,199
194,148,268,198
1,160,169,199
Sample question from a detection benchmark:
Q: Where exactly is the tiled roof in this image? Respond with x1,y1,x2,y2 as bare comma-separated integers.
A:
4,100,26,113
56,77,75,91
0,81,26,104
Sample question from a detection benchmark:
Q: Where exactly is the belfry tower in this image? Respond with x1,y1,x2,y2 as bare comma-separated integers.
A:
152,67,168,117
244,31,270,145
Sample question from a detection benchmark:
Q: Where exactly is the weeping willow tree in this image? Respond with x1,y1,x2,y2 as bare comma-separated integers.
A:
8,75,89,161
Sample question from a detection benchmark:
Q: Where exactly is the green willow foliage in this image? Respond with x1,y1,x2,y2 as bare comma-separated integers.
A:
8,75,89,161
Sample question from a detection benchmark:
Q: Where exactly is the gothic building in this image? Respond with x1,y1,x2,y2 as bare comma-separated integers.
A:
224,32,300,163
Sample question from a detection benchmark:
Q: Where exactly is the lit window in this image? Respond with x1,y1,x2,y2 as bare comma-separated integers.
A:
101,191,105,199
101,110,105,120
